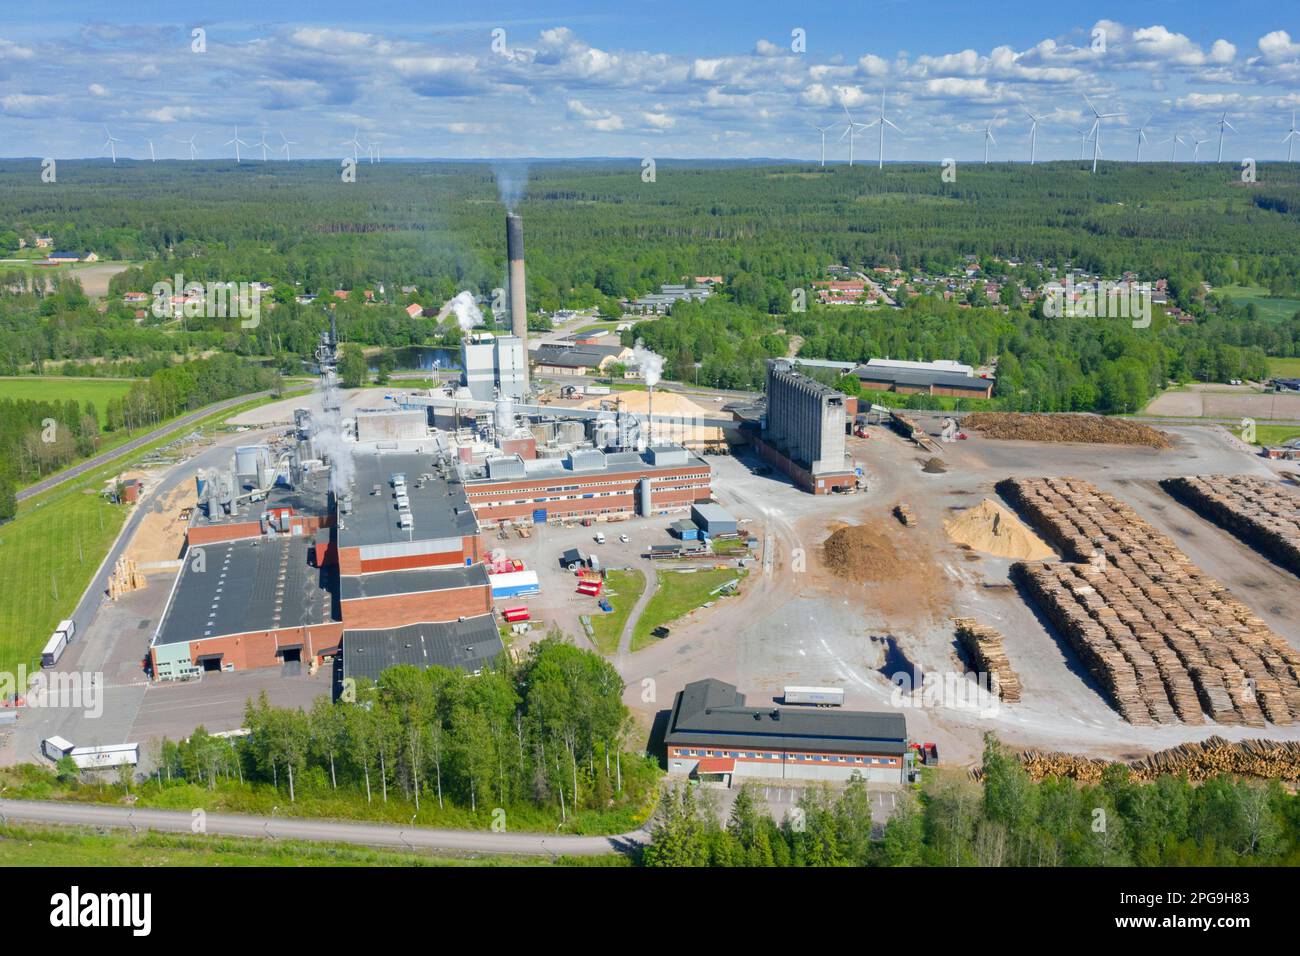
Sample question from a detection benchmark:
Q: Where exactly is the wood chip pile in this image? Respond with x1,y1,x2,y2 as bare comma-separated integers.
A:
952,618,1022,702
963,413,1171,448
1012,737,1300,783
1161,475,1300,577
1000,477,1300,727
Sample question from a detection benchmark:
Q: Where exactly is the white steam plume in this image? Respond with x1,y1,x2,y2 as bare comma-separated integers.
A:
492,161,529,213
633,339,665,388
435,290,484,333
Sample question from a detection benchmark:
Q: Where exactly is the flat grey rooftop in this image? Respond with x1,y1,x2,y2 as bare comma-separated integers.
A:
153,536,333,646
340,563,488,601
341,614,504,682
340,451,478,549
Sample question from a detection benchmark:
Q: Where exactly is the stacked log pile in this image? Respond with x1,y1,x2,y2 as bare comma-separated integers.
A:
1161,475,1300,577
893,503,915,527
952,618,1021,702
1001,477,1300,727
1012,738,1300,783
107,556,145,600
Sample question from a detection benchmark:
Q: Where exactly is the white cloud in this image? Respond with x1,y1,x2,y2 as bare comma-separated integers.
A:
87,83,107,97
754,39,780,57
643,111,675,129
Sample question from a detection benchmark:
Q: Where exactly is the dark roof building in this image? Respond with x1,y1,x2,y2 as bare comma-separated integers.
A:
664,678,907,784
852,364,994,399
341,614,504,683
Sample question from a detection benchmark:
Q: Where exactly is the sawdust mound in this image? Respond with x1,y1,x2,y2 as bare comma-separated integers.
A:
922,456,948,473
823,524,904,580
963,412,1171,448
945,498,1055,560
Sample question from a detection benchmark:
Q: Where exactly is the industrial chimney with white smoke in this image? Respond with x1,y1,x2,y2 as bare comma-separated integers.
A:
506,213,528,390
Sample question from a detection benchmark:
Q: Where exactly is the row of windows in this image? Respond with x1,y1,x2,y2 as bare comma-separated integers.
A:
465,472,710,500
673,747,896,766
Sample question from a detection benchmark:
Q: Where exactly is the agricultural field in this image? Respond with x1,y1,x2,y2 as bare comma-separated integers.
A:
1218,284,1300,323
0,376,137,431
0,490,126,676
631,567,745,652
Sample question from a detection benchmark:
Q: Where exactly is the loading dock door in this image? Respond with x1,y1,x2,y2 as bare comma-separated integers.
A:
198,655,223,672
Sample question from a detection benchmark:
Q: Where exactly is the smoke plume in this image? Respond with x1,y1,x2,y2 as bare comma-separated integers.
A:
492,161,529,213
633,339,665,388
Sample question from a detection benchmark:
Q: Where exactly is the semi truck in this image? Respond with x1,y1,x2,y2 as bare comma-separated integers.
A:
783,686,845,707
40,620,76,669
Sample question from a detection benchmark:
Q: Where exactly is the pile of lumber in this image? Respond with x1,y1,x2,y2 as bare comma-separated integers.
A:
1013,737,1300,783
893,503,915,527
952,618,1021,702
1001,477,1300,727
963,413,1171,448
1161,475,1300,577
107,556,145,600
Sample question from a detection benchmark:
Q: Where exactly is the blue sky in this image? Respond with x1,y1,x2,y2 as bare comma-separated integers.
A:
2,1,1297,162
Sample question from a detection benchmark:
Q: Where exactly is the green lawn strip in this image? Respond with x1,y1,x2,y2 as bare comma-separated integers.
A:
630,567,747,652
0,388,312,675
1218,285,1300,323
587,569,646,654
1253,425,1300,447
0,822,555,867
0,762,658,839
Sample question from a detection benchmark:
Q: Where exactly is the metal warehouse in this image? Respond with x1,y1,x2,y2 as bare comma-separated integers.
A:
664,679,907,785
690,503,737,536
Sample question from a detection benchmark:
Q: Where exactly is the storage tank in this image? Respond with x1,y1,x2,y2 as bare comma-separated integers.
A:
195,469,208,500
557,420,585,444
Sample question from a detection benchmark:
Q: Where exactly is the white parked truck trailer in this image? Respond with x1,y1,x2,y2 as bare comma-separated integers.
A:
783,686,845,707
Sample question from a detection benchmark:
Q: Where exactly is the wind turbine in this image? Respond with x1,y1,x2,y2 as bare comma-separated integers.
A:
102,127,122,163
344,128,363,163
186,134,198,160
279,130,298,161
1074,126,1093,161
1024,108,1044,165
1083,94,1122,173
1285,111,1300,162
1214,112,1236,162
224,125,248,163
147,138,156,162
837,101,869,166
1132,116,1153,161
810,123,835,166
1161,130,1186,162
257,130,271,162
862,90,901,169
981,112,1002,165
1191,135,1209,162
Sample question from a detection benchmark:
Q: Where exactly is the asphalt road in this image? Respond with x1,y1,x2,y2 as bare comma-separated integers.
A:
16,389,274,502
0,798,645,858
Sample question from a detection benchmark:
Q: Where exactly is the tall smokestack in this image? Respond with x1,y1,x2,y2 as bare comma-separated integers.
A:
506,213,528,389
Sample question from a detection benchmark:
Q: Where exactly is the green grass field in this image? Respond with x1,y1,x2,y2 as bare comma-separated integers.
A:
1218,285,1300,323
0,823,614,867
588,569,646,654
0,376,137,430
0,491,126,676
1253,425,1300,447
1267,357,1300,378
631,567,746,652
